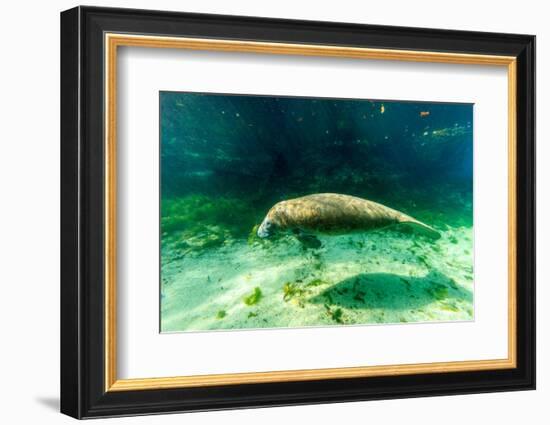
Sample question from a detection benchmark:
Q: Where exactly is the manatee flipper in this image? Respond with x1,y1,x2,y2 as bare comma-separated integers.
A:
293,229,322,249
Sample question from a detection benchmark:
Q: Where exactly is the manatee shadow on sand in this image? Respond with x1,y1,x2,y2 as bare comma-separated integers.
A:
309,270,472,311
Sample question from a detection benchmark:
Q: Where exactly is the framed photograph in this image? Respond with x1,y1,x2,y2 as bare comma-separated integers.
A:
60,6,535,419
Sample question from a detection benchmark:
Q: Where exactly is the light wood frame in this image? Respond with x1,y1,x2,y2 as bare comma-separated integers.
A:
104,33,517,392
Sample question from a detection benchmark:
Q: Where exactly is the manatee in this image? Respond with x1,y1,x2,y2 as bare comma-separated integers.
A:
257,193,440,244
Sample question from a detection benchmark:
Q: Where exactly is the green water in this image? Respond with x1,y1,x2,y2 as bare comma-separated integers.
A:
160,92,473,332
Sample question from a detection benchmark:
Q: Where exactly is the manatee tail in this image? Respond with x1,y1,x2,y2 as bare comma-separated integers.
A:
398,216,441,239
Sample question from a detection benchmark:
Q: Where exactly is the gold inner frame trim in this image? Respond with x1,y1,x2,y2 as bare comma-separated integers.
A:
104,33,518,392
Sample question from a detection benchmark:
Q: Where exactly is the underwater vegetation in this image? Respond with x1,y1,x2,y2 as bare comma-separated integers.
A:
243,287,263,306
161,194,257,237
159,92,474,332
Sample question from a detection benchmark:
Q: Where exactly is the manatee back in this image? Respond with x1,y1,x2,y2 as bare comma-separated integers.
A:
283,193,400,233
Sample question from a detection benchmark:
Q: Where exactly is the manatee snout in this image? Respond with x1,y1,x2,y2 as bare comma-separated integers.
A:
257,218,273,238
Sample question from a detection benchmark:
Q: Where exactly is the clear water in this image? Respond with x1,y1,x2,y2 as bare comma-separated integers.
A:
160,92,473,332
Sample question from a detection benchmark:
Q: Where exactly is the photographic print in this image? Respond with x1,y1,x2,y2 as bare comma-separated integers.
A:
160,92,474,332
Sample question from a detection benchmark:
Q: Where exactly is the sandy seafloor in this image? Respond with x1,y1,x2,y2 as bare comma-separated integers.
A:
160,225,474,333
